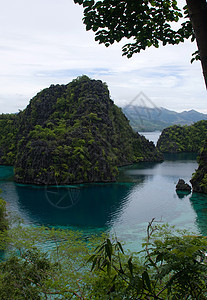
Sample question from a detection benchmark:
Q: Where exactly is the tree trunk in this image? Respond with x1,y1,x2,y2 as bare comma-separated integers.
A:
186,0,207,89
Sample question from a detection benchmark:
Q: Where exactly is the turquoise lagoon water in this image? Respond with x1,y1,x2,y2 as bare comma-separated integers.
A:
1,151,207,251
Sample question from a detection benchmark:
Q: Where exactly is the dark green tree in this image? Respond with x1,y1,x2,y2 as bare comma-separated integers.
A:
1,215,207,298
74,0,207,88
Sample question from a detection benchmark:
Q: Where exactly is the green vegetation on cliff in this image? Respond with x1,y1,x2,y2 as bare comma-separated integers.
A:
0,76,162,185
157,120,207,153
191,141,207,194
0,114,18,165
157,121,207,194
0,190,8,231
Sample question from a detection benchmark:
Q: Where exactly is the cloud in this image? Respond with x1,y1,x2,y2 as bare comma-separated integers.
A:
0,0,206,114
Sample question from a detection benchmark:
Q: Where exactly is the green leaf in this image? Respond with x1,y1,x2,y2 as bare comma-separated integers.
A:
107,261,111,277
134,276,143,293
142,270,151,292
156,253,164,263
116,241,124,254
128,257,133,277
97,243,105,253
106,239,113,261
87,254,96,263
74,0,83,4
91,256,98,271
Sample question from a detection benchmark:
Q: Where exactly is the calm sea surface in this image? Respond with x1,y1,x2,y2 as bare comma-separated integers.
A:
0,132,207,250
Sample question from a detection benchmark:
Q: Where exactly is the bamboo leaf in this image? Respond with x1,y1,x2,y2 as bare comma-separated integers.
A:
142,270,151,292
107,261,111,277
91,256,97,271
117,241,124,254
87,254,96,263
128,257,133,277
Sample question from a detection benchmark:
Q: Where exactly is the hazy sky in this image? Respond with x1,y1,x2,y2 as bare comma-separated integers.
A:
0,0,206,114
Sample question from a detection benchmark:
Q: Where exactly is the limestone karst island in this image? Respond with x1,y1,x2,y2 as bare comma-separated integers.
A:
0,76,162,185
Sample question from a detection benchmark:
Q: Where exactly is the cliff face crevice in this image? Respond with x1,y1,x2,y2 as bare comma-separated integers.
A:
0,76,163,185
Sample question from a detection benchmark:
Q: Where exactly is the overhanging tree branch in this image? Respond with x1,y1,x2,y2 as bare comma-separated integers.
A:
74,0,207,89
186,0,207,88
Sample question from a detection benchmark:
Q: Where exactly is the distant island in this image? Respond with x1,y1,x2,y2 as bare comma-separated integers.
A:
157,120,207,153
0,76,162,185
155,120,207,194
122,105,207,132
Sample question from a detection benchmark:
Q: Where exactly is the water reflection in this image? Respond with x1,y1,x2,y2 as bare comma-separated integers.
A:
164,153,198,161
0,165,14,181
176,190,191,199
14,182,139,229
190,193,207,236
120,159,197,179
1,152,206,248
118,162,160,182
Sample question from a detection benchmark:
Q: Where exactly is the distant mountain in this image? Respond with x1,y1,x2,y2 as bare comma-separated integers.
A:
121,106,207,132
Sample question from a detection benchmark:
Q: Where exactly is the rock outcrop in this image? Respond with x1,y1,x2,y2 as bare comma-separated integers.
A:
176,179,191,191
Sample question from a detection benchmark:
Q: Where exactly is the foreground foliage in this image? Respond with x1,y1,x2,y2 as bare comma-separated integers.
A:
74,0,207,88
0,225,103,299
0,219,207,299
88,220,207,299
74,0,193,57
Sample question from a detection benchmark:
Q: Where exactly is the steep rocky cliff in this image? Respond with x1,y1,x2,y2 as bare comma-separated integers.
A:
0,76,163,185
191,142,207,194
0,114,18,165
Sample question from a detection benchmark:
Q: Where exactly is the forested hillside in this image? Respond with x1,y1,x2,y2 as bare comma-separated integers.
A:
157,121,207,153
0,114,18,165
0,76,162,185
122,106,207,132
